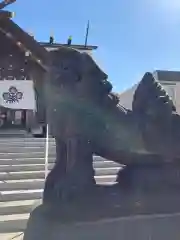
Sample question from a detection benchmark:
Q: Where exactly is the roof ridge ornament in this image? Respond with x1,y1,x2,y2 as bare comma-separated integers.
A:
0,0,16,10
0,0,16,19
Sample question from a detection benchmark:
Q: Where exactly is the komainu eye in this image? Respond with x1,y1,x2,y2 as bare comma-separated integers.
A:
60,62,68,71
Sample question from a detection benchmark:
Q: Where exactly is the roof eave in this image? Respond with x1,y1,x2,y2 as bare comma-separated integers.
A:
39,42,98,51
0,10,12,19
0,18,49,71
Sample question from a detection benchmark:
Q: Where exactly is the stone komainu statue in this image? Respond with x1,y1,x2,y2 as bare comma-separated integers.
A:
34,46,180,201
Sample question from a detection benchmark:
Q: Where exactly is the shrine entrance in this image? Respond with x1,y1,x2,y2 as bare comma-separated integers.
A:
0,108,27,129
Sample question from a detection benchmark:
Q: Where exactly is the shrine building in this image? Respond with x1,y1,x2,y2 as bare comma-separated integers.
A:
0,11,97,136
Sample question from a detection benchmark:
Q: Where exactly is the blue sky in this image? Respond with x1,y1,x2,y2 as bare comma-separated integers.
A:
7,0,180,92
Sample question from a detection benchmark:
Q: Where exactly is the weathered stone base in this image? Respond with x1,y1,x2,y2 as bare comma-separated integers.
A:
24,189,180,240
24,164,180,240
24,209,180,240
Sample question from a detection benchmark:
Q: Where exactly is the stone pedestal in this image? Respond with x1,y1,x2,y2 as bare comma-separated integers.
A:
24,208,180,240
24,164,180,240
24,189,180,239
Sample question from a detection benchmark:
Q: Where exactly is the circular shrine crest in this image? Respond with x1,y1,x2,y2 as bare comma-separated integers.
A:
2,86,23,103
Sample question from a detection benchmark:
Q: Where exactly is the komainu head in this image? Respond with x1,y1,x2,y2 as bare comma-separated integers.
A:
46,47,111,98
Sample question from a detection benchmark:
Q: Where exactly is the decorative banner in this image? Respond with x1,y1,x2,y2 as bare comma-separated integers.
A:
0,80,36,110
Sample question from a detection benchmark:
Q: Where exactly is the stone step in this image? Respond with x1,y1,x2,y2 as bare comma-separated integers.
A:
0,171,49,180
0,179,45,191
0,142,55,147
0,130,29,139
0,174,118,192
0,139,55,144
0,157,56,165
0,156,111,165
0,190,43,202
0,152,56,159
0,138,55,143
0,200,41,215
0,135,28,138
0,150,55,155
0,146,56,153
0,232,24,240
0,165,121,181
0,160,120,172
0,134,29,138
0,168,119,182
0,179,116,203
0,213,29,233
0,164,53,173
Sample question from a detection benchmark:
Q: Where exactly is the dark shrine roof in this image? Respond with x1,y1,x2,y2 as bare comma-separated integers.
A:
0,12,97,71
0,15,49,70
